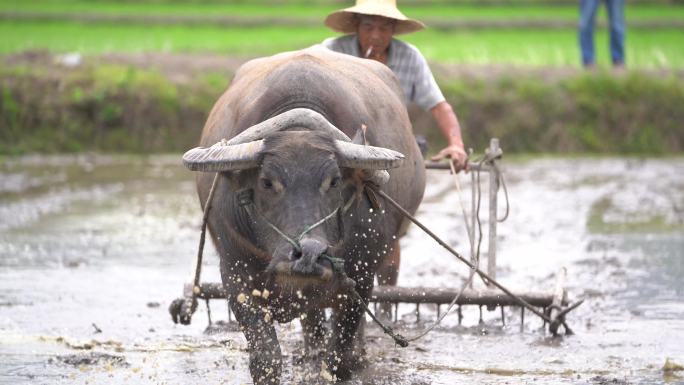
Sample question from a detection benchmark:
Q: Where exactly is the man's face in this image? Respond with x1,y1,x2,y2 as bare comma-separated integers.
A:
356,15,395,61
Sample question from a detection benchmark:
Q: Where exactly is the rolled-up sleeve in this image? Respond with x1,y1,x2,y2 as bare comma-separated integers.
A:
411,48,445,111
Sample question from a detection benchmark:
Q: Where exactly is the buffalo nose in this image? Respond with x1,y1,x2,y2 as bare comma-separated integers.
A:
299,237,328,260
291,237,329,275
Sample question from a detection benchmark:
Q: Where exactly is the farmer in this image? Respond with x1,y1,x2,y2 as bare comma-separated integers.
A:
322,0,467,170
322,0,468,299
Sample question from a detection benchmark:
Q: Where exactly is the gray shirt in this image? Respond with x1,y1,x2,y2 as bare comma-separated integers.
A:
322,35,445,111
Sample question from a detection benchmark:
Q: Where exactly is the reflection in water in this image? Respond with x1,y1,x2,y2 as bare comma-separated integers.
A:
0,155,683,384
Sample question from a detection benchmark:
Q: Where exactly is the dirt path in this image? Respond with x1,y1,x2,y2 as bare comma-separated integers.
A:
6,50,682,87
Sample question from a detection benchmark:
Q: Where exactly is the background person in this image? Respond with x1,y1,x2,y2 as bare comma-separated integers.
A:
579,0,626,68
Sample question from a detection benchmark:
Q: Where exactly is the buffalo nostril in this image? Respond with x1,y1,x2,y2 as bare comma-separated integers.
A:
290,250,302,261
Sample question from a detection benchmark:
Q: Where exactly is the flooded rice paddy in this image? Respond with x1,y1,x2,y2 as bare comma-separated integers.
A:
0,154,683,385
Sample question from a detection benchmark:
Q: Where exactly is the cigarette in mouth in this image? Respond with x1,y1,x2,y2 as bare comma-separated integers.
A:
364,46,373,58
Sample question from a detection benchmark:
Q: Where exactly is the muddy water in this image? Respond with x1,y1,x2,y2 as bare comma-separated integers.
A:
0,155,682,385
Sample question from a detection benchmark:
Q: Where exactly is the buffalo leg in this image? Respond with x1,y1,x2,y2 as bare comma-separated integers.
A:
326,293,366,381
230,299,282,385
376,240,400,319
300,307,327,368
302,308,327,352
376,240,400,286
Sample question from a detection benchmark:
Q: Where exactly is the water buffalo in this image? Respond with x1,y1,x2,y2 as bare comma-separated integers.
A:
182,47,425,384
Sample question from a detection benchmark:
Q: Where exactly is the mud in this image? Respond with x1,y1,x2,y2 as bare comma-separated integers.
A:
50,352,128,367
0,155,683,384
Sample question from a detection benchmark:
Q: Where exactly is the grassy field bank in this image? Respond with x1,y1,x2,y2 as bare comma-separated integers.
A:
2,1,683,21
1,0,683,68
436,74,684,153
1,21,683,68
1,55,681,155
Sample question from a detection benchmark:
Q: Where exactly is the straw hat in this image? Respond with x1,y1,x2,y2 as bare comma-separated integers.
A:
324,0,425,35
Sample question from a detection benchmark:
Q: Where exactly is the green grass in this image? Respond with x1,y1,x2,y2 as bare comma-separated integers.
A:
0,0,683,22
407,4,684,21
2,20,683,68
0,21,331,56
1,0,682,69
0,1,336,18
404,28,684,67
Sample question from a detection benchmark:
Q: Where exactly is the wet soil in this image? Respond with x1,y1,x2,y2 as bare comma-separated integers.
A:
50,352,129,367
0,155,683,384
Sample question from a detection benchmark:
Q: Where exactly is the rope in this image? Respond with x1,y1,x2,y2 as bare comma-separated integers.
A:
297,207,339,242
314,163,530,347
260,173,573,346
193,172,221,290
259,213,301,252
403,266,477,343
247,182,362,252
473,156,488,285
491,161,510,223
370,186,554,325
177,172,221,323
254,207,341,252
245,199,343,255
466,152,510,285
448,160,474,257
320,255,410,347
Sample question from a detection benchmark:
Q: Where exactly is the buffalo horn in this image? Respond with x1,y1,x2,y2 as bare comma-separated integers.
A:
183,140,264,172
334,140,405,170
227,108,351,145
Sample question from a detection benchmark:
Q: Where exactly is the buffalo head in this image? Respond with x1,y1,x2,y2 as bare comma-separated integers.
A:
183,109,403,285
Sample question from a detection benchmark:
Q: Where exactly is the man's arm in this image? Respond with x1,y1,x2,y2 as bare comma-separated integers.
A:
429,101,468,171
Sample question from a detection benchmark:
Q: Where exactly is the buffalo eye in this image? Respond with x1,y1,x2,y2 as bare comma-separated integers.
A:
330,176,341,188
260,178,274,190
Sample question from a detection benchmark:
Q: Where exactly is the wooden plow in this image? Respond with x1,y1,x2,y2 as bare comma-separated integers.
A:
170,138,580,336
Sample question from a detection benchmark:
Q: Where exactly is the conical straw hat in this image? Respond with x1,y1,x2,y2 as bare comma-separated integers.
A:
324,0,425,35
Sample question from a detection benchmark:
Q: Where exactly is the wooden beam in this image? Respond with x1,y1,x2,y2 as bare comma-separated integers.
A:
370,285,560,307
189,282,563,308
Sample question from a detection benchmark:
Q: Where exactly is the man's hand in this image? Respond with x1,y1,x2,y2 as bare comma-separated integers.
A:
431,144,468,172
429,101,468,172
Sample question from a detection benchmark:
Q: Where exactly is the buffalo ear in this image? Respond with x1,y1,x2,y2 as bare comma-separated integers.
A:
351,124,369,146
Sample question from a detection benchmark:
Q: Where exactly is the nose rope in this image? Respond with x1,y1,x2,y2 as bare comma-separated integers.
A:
259,207,339,252
238,188,341,252
296,207,339,242
260,212,302,252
